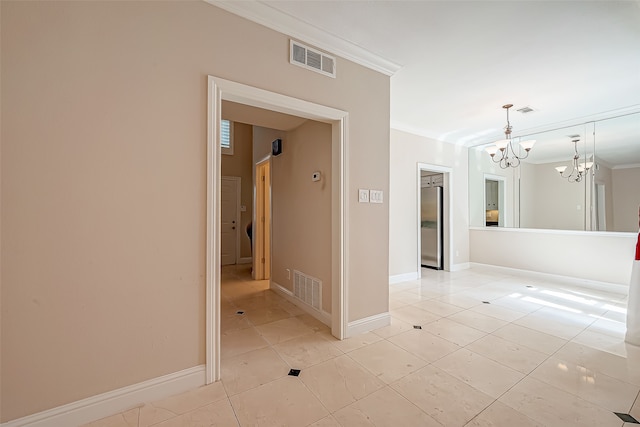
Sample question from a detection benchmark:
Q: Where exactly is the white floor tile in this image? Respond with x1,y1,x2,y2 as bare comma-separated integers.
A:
86,265,635,427
434,348,525,398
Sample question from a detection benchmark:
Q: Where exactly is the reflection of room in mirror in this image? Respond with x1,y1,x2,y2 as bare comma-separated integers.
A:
469,110,640,232
484,177,505,227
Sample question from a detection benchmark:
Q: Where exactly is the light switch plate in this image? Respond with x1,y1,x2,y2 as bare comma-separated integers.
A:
370,190,383,203
358,189,369,203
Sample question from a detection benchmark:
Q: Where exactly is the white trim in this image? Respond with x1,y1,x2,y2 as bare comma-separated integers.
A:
347,312,390,338
470,262,628,296
612,163,640,170
332,116,349,340
271,281,332,326
206,78,221,384
449,262,471,272
205,1,401,76
238,257,252,265
207,76,349,383
1,366,205,427
389,272,419,285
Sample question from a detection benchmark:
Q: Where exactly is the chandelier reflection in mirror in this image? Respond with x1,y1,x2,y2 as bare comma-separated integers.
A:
485,104,536,168
555,137,593,183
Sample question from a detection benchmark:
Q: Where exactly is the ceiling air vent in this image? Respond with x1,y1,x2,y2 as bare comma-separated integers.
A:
290,40,336,78
516,106,536,114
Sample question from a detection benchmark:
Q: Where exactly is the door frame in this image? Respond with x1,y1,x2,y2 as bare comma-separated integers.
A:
483,174,507,227
417,163,452,275
206,76,349,383
221,176,241,265
253,159,271,280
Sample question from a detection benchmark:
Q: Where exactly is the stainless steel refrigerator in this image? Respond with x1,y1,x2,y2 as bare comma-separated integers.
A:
421,186,443,270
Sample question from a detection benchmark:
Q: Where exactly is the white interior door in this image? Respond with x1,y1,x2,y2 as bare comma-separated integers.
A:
221,177,240,266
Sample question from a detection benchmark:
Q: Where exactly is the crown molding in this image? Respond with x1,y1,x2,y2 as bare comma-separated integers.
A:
205,0,402,76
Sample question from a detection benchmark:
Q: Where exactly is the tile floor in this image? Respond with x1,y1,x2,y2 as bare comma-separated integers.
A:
86,264,640,426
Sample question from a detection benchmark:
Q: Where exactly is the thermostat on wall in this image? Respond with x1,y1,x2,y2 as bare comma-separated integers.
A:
272,138,282,156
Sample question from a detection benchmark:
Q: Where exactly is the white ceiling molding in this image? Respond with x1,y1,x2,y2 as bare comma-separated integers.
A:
205,0,402,76
490,104,640,145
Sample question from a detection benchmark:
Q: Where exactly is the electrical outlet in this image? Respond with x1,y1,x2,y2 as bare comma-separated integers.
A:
370,190,383,203
358,189,369,203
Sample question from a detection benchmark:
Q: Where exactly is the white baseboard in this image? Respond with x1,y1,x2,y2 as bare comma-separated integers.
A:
450,262,471,272
390,264,470,284
470,262,628,296
270,281,332,326
2,366,206,427
347,312,390,337
237,257,252,265
389,271,419,285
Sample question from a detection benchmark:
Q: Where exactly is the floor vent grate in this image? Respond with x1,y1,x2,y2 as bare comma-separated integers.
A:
293,270,322,311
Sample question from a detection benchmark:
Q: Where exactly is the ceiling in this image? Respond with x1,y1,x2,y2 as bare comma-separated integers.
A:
222,101,308,131
212,0,640,165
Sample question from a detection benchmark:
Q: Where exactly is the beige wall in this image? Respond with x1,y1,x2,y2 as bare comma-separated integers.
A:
221,122,253,259
612,167,640,232
253,127,284,166
0,1,390,421
389,129,469,277
271,121,332,312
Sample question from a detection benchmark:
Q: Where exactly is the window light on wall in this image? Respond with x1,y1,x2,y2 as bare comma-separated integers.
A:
221,119,233,155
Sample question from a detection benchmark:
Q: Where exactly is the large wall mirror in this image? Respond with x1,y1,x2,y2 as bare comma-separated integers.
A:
469,111,640,233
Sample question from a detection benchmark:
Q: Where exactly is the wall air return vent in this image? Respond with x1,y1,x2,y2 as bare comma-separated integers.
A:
290,40,336,78
293,270,322,310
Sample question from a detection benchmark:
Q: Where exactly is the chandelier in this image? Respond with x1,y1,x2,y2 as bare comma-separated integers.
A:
485,104,536,168
555,137,593,183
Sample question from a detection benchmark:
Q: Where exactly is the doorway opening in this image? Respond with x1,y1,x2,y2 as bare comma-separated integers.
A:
417,163,452,275
419,171,444,270
595,182,607,231
484,174,506,227
206,76,349,384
